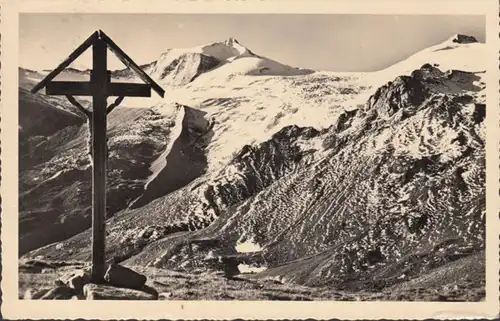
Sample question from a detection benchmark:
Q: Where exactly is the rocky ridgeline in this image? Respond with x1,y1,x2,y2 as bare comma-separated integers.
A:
451,34,478,44
23,264,163,300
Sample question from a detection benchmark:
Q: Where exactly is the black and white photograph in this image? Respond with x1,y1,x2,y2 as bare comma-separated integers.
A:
1,0,499,319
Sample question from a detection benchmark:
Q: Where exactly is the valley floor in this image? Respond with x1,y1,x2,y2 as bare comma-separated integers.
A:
19,260,485,301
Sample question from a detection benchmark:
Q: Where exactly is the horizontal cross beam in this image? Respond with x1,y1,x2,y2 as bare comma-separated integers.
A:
45,81,152,97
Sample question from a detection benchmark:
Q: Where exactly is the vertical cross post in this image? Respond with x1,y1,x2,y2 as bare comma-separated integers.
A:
90,35,108,283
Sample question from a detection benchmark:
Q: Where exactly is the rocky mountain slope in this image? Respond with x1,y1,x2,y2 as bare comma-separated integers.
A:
19,34,486,299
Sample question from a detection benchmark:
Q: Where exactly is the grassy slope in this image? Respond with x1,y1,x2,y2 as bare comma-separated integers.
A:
19,256,484,301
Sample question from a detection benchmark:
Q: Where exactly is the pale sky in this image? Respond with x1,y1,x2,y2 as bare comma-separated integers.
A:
19,14,485,72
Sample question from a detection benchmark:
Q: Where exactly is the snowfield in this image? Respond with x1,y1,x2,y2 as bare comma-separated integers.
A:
145,34,485,173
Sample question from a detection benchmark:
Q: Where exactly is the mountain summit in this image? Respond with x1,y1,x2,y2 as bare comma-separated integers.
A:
223,37,240,46
143,37,314,87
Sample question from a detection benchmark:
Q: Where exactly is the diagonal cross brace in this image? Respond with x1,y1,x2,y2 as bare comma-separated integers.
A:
31,31,99,94
65,95,125,116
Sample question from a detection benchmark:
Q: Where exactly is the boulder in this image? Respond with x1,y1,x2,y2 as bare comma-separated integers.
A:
158,292,172,300
83,284,157,300
221,257,241,278
19,260,55,274
23,287,51,300
60,269,91,293
104,264,146,289
141,285,159,299
39,285,75,300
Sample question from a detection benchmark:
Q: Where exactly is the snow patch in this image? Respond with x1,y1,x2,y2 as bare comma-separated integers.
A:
144,103,185,188
194,56,312,82
236,238,263,253
237,264,267,274
47,170,64,181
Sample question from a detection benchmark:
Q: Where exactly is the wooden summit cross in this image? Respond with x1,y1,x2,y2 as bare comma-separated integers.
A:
31,30,165,283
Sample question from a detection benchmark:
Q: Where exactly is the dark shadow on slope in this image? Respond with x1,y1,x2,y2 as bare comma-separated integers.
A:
19,168,92,255
19,87,86,171
156,53,220,86
19,88,83,137
189,54,222,83
129,106,214,209
19,104,175,255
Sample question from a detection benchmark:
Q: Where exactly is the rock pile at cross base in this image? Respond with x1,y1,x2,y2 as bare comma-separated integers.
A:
23,263,160,300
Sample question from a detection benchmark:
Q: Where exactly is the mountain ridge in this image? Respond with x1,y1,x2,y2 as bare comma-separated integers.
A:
27,33,484,76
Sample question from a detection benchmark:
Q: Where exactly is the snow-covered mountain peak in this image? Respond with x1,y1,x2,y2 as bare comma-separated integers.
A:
371,33,485,86
198,37,256,62
429,33,482,52
223,37,240,46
